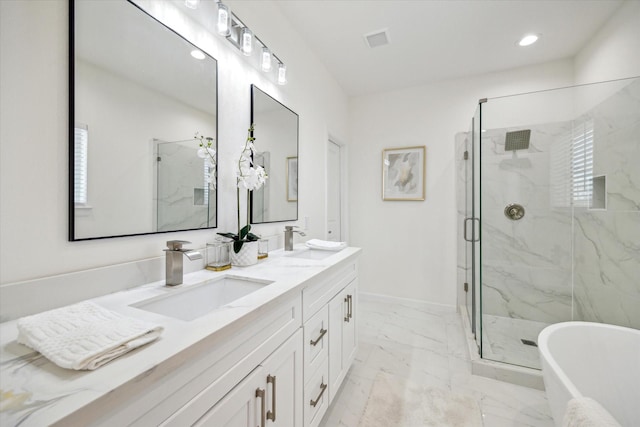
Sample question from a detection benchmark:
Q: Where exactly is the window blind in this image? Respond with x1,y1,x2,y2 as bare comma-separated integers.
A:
74,124,88,205
550,120,594,208
570,121,594,207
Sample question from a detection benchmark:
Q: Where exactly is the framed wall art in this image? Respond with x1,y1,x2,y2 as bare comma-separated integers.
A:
382,145,426,201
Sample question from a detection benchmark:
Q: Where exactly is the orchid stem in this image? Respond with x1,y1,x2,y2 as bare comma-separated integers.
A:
237,184,241,240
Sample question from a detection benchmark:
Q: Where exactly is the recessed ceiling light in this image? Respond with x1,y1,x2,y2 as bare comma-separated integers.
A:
191,49,205,60
518,34,539,47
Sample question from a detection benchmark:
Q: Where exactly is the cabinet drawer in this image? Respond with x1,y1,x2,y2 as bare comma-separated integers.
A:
303,261,357,322
304,356,329,427
304,305,329,383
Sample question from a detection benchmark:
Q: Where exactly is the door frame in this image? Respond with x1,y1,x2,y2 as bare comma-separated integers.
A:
325,133,348,243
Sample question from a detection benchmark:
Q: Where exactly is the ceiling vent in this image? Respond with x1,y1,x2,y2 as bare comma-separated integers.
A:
364,29,390,48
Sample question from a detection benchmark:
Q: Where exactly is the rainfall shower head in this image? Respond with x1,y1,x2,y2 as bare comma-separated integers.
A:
505,129,531,151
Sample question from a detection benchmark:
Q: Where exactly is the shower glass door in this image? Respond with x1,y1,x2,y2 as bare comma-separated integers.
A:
461,106,481,353
478,77,640,369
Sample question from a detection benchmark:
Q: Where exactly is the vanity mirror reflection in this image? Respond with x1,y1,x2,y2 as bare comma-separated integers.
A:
250,85,299,223
70,0,218,240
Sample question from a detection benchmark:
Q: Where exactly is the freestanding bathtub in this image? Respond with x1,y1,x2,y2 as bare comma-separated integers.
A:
538,321,640,427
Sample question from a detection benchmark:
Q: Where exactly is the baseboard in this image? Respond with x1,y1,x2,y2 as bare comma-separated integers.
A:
359,291,456,312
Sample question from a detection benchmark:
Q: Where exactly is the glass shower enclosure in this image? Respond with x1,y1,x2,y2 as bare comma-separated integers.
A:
458,76,640,369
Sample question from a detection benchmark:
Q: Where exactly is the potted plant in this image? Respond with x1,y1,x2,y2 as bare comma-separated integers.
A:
217,124,267,266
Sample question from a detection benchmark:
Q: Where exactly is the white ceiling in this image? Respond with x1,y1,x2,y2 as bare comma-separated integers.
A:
274,0,624,97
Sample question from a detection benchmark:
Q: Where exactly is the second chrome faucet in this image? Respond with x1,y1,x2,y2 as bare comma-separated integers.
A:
284,226,306,251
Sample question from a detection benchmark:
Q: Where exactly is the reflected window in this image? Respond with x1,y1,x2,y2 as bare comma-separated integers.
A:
74,123,88,206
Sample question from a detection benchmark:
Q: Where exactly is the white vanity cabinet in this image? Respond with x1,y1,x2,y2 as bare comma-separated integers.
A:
328,279,357,402
154,298,303,427
65,294,303,427
191,329,303,427
0,248,361,427
302,260,358,426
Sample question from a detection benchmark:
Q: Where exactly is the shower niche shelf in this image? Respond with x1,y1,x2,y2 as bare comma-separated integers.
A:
590,175,607,210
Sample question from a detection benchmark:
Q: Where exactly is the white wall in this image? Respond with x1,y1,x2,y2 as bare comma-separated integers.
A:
574,0,640,84
0,0,348,286
349,59,574,306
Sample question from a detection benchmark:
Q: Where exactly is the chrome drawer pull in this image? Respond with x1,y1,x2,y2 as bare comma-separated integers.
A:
310,328,327,346
310,382,327,407
344,297,350,322
267,375,276,422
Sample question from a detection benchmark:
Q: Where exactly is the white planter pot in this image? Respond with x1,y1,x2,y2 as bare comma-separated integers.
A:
230,241,258,266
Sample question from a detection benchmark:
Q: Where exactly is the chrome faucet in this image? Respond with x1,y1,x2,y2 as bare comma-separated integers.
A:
164,240,202,286
284,226,306,251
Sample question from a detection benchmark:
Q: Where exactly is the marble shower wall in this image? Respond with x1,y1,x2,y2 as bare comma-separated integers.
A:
573,80,640,328
455,78,640,329
479,123,573,324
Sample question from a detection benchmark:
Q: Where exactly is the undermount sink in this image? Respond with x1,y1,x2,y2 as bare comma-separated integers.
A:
285,248,337,261
131,275,273,321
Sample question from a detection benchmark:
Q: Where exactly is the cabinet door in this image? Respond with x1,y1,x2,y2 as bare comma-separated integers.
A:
328,279,358,404
342,279,358,370
193,366,264,427
260,329,303,427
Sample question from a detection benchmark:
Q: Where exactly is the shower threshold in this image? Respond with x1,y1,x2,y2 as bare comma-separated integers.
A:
459,306,544,390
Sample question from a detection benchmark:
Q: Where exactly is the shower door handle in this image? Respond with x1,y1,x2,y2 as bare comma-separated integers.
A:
464,217,480,242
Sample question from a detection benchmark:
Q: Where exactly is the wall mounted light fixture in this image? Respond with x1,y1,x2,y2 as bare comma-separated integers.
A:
211,1,288,85
261,47,272,72
241,27,253,56
216,2,231,36
184,0,200,10
277,63,287,85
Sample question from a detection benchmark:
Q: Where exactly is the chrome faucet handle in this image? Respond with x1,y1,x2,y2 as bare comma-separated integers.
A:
285,226,299,231
166,240,191,250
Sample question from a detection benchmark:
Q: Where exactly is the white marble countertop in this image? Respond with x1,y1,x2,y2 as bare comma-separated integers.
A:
0,245,361,426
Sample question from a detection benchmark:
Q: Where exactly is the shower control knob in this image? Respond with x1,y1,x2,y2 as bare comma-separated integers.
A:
504,203,525,220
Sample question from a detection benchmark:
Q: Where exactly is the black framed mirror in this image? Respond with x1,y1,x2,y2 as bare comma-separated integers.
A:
250,85,299,224
69,0,218,240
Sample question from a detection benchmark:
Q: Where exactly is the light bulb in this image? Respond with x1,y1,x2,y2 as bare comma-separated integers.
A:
217,3,230,36
278,63,287,85
518,34,539,47
241,27,253,56
261,47,272,72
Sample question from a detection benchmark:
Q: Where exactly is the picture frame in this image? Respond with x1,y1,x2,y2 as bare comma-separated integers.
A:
382,145,426,201
287,156,298,202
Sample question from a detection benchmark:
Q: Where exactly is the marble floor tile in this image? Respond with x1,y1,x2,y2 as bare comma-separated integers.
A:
320,298,554,427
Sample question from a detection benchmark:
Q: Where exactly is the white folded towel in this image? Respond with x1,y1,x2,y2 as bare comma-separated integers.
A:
563,397,621,427
305,239,347,251
17,301,163,370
